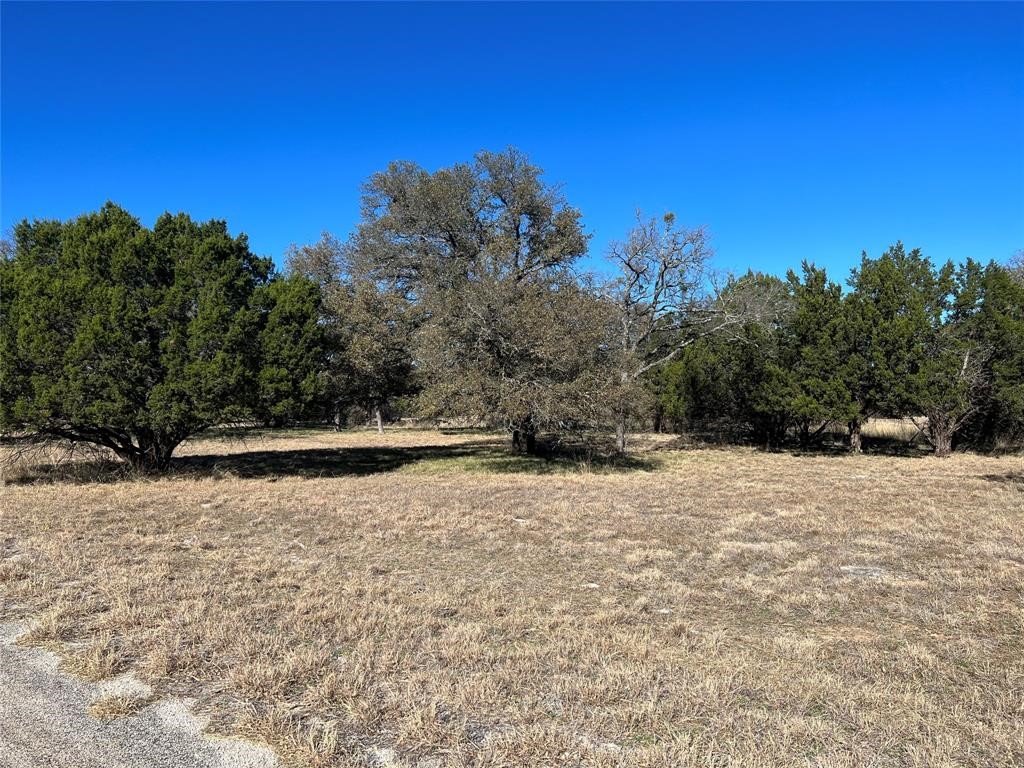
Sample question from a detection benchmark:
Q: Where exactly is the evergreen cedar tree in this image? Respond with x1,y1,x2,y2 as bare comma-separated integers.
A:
2,152,1022,469
0,203,326,471
650,244,1024,454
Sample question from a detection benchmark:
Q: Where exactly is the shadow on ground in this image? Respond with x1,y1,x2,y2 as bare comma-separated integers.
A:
182,440,495,478
6,435,660,484
662,430,933,458
184,438,660,478
783,435,932,458
980,471,1024,488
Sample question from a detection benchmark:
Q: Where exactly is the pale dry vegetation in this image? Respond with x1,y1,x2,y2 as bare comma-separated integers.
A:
859,417,924,442
1,429,1022,767
87,693,154,722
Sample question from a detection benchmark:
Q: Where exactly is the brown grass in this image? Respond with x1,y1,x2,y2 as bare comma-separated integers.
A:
88,693,154,722
2,429,1022,767
860,417,924,442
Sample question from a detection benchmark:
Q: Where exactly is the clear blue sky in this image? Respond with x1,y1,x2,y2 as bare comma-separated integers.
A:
3,2,1022,280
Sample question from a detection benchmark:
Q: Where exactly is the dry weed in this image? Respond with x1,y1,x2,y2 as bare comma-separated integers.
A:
88,693,153,722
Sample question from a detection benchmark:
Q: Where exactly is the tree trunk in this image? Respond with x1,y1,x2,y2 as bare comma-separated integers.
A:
615,370,630,454
929,414,953,458
119,435,177,474
652,404,665,434
512,418,540,456
799,420,811,449
848,420,862,453
374,405,384,434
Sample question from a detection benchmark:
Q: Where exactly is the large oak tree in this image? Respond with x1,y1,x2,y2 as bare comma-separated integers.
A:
347,148,608,452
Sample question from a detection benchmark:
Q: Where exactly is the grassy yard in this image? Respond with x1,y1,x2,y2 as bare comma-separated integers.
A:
1,429,1022,767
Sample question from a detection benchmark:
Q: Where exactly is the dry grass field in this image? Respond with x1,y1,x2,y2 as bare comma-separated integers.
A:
1,429,1022,768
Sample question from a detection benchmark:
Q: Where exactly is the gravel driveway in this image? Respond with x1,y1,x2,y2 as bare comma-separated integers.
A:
0,623,278,768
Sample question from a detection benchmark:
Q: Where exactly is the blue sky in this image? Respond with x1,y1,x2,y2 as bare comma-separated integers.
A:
2,2,1022,281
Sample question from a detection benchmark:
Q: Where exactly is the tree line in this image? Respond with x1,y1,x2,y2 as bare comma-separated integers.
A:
2,148,1022,471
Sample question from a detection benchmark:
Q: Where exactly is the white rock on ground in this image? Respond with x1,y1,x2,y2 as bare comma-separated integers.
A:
839,565,887,579
0,622,279,768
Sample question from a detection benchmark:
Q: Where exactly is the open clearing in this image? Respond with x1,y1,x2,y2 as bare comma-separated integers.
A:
1,429,1022,767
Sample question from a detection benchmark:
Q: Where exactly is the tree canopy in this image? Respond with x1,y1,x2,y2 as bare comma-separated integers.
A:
3,151,1021,468
651,244,1022,455
346,148,605,453
1,203,321,470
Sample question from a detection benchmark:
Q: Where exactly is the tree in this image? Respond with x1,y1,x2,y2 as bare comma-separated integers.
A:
713,273,799,447
606,213,778,452
348,148,604,453
285,231,346,291
958,262,1024,448
642,271,806,447
782,263,858,447
1008,249,1024,283
650,251,1022,456
648,339,733,434
726,320,794,447
840,243,941,452
841,243,1000,457
900,260,987,456
329,281,417,433
285,231,350,428
285,231,418,432
252,274,328,427
418,273,613,453
349,149,587,295
0,203,283,471
978,263,1024,445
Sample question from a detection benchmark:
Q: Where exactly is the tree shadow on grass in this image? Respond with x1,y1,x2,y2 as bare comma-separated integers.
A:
180,440,498,478
980,471,1024,489
179,438,660,478
5,435,660,484
782,435,932,458
666,429,931,458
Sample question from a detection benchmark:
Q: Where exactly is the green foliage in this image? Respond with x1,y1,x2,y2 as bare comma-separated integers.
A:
716,274,796,446
782,263,858,443
983,265,1024,440
733,329,797,447
4,173,1020,464
415,274,614,446
252,275,328,427
650,341,732,432
959,262,1024,446
284,231,419,428
647,244,1023,455
0,203,318,470
842,243,947,418
646,274,791,445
